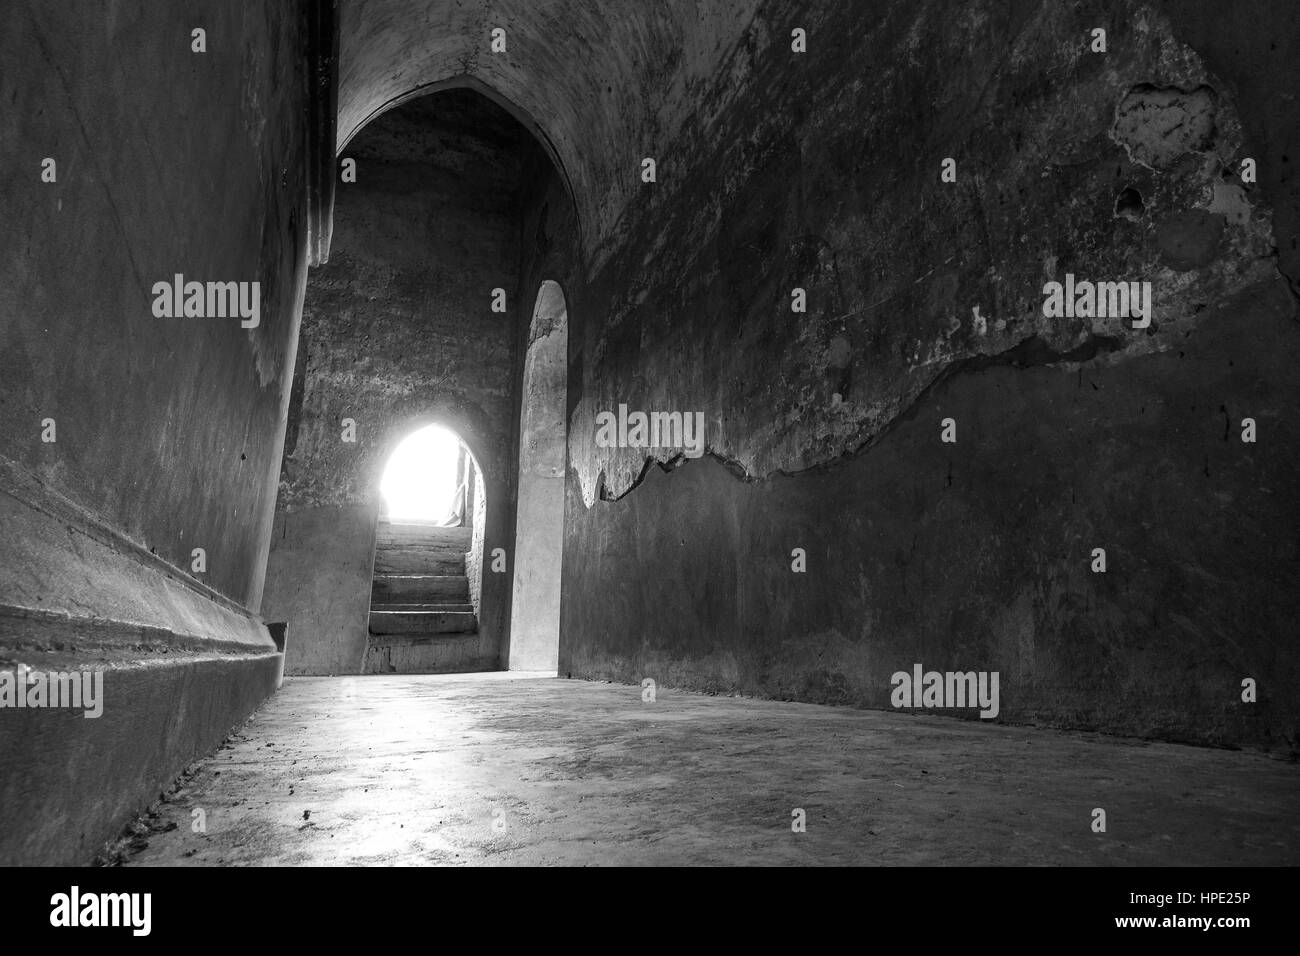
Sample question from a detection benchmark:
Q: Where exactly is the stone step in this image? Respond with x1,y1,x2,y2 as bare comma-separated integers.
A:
371,602,474,613
372,548,466,576
376,522,471,549
363,633,494,675
368,610,478,636
371,574,469,604
365,631,477,648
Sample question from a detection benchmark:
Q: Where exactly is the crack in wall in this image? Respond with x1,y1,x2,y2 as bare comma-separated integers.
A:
589,332,1123,503
1111,83,1218,170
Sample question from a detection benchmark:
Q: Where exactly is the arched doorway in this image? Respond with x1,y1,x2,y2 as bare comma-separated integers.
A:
365,423,491,673
379,423,468,524
509,281,568,670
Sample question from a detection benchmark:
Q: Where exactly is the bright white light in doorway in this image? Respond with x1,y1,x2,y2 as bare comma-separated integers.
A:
380,424,462,523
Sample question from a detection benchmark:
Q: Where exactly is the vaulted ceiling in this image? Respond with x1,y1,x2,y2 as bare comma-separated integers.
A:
337,0,766,256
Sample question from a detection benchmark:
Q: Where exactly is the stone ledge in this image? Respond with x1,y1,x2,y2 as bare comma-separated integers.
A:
0,457,275,655
0,650,280,866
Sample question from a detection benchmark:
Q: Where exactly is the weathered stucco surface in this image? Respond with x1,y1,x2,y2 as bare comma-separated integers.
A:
551,1,1298,751
567,3,1282,503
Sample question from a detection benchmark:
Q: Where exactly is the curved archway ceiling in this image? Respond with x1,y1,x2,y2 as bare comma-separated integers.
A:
337,0,765,260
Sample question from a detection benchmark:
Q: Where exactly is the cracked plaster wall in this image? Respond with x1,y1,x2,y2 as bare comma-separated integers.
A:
546,0,1299,749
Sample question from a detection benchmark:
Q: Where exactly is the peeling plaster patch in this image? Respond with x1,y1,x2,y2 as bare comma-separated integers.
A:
1206,180,1251,227
250,325,284,390
1157,210,1226,271
826,334,852,368
566,3,1283,499
1112,84,1217,170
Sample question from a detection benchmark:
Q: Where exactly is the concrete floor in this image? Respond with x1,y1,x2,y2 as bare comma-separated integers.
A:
117,673,1300,866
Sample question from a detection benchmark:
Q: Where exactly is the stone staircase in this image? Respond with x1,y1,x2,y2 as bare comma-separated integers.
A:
364,522,483,673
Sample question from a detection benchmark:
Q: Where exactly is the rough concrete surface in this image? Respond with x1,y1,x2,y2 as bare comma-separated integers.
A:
117,674,1299,866
566,1,1280,500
